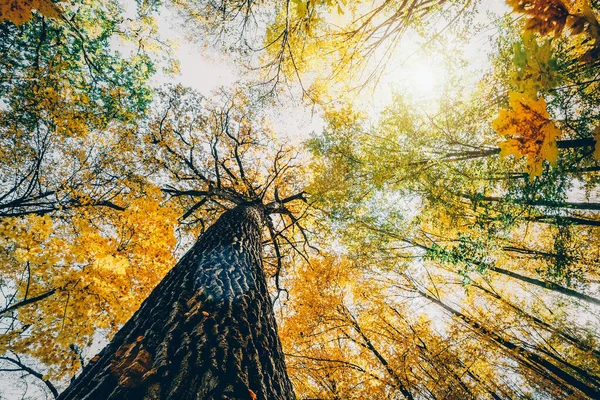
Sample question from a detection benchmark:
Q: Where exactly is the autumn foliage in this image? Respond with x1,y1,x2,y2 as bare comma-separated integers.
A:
493,92,560,176
2,0,600,399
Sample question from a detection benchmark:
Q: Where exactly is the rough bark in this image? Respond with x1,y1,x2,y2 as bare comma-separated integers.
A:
59,203,295,400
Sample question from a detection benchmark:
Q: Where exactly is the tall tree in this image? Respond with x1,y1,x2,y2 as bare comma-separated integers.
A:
59,202,295,399
0,81,309,396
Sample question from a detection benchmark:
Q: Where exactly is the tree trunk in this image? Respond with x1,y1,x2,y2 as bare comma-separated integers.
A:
59,203,295,400
486,265,600,306
462,193,600,211
409,238,600,306
416,288,600,399
473,283,600,359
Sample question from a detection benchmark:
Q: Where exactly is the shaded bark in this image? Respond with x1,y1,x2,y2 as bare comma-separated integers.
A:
462,193,600,211
524,214,600,227
59,203,294,400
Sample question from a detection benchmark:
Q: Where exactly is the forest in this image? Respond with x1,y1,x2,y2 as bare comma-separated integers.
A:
1,0,600,399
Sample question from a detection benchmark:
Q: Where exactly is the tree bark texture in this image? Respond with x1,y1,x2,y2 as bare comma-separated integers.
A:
59,203,295,400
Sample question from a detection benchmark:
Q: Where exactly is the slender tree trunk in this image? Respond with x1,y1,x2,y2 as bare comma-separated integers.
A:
473,283,600,359
487,265,600,306
341,306,414,400
408,137,596,167
525,214,600,227
462,193,600,211
416,289,600,399
409,238,600,306
59,203,295,400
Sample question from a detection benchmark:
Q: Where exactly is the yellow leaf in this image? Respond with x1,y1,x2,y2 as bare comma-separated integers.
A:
593,126,600,160
493,92,561,176
35,0,60,19
0,0,61,25
498,139,521,158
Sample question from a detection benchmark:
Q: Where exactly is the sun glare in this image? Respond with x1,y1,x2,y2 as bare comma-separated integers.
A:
363,44,449,112
403,59,441,95
387,55,446,100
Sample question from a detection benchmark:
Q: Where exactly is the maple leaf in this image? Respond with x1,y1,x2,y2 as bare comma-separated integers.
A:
510,32,558,96
492,92,561,176
593,126,600,160
506,0,570,37
0,0,61,25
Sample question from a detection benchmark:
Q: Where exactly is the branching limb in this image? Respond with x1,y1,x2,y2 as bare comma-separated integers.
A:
0,356,58,398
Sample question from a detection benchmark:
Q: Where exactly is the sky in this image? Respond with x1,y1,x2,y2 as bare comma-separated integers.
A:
151,7,239,93
150,6,325,145
145,1,513,146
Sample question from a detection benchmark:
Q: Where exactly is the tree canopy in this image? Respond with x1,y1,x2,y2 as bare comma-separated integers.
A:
1,0,600,398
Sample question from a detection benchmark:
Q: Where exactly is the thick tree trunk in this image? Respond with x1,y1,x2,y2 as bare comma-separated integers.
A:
59,203,295,400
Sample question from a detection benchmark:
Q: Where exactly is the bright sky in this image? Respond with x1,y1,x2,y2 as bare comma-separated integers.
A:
151,7,239,93
366,1,512,114
151,6,325,144
149,2,512,145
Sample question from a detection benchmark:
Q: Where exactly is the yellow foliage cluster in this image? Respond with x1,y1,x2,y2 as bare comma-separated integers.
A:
0,0,60,25
0,0,181,388
492,92,560,176
280,257,388,397
280,255,505,399
261,0,376,102
0,190,178,379
34,80,106,138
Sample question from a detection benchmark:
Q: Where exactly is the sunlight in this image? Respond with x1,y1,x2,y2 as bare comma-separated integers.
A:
361,52,448,114
358,35,451,112
398,57,443,97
